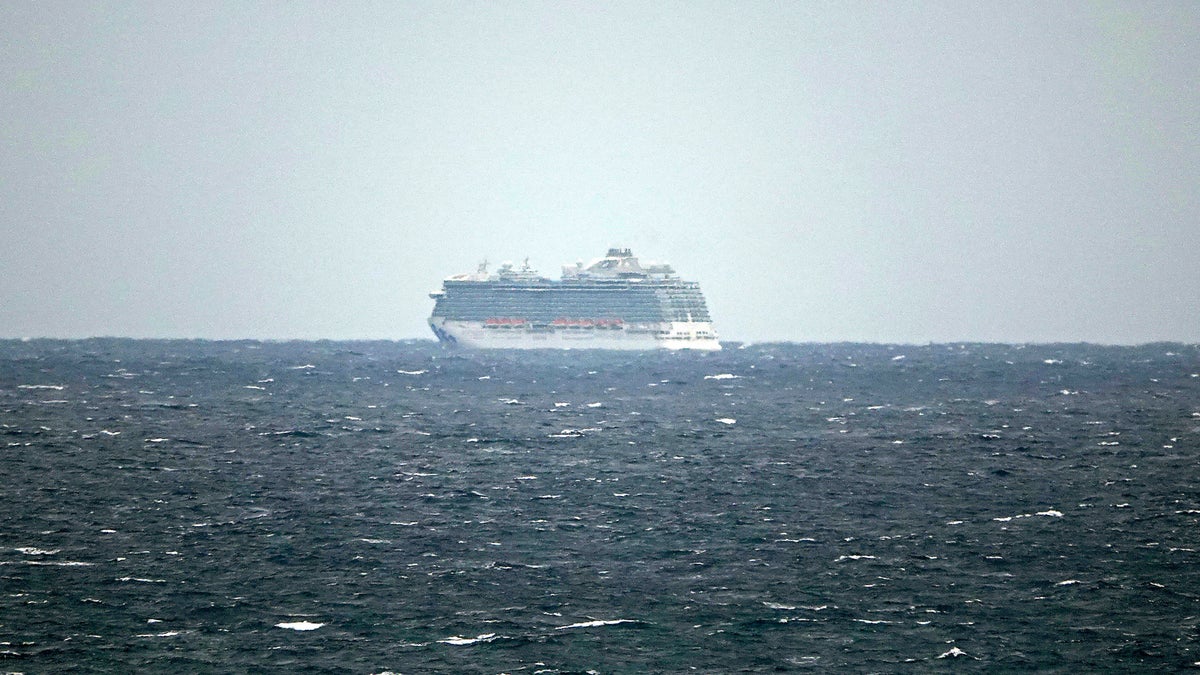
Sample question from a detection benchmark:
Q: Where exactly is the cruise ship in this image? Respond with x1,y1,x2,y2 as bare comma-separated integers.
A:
428,248,720,350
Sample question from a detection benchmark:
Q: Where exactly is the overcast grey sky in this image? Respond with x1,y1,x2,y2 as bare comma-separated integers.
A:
2,1,1197,343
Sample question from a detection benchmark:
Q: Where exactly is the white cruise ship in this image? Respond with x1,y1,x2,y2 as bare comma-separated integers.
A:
428,248,720,350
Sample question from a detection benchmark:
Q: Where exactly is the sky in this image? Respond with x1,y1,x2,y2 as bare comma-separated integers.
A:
2,1,1198,344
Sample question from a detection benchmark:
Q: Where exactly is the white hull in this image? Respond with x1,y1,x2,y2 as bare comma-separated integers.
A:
429,318,721,351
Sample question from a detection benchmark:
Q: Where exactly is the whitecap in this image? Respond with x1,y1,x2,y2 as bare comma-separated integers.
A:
834,555,876,562
1055,579,1082,586
289,364,316,370
276,621,325,631
763,602,796,610
549,427,601,438
715,418,736,425
704,373,741,380
585,402,603,408
17,384,66,390
145,438,169,443
15,547,59,555
3,560,94,567
396,369,427,375
938,647,970,658
438,633,496,645
136,630,184,638
244,385,266,390
1036,510,1064,517
554,619,638,630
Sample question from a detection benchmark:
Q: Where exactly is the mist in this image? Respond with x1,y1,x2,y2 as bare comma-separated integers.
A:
3,2,1197,343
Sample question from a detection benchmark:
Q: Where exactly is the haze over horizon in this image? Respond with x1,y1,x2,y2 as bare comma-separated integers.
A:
3,2,1198,344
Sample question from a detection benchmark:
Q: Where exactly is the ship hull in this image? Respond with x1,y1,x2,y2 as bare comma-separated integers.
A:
429,318,721,351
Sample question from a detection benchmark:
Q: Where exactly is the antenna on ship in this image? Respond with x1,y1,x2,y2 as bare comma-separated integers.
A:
477,259,489,274
522,257,530,272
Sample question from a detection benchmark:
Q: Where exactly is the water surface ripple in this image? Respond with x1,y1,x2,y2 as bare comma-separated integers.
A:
1,340,1198,672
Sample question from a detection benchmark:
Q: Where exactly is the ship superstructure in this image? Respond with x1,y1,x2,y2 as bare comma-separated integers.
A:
428,248,720,350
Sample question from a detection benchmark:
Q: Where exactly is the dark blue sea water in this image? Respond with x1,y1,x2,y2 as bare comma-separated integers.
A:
2,339,1198,673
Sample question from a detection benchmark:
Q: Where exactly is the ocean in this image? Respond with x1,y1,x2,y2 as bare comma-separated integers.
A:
1,339,1198,673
